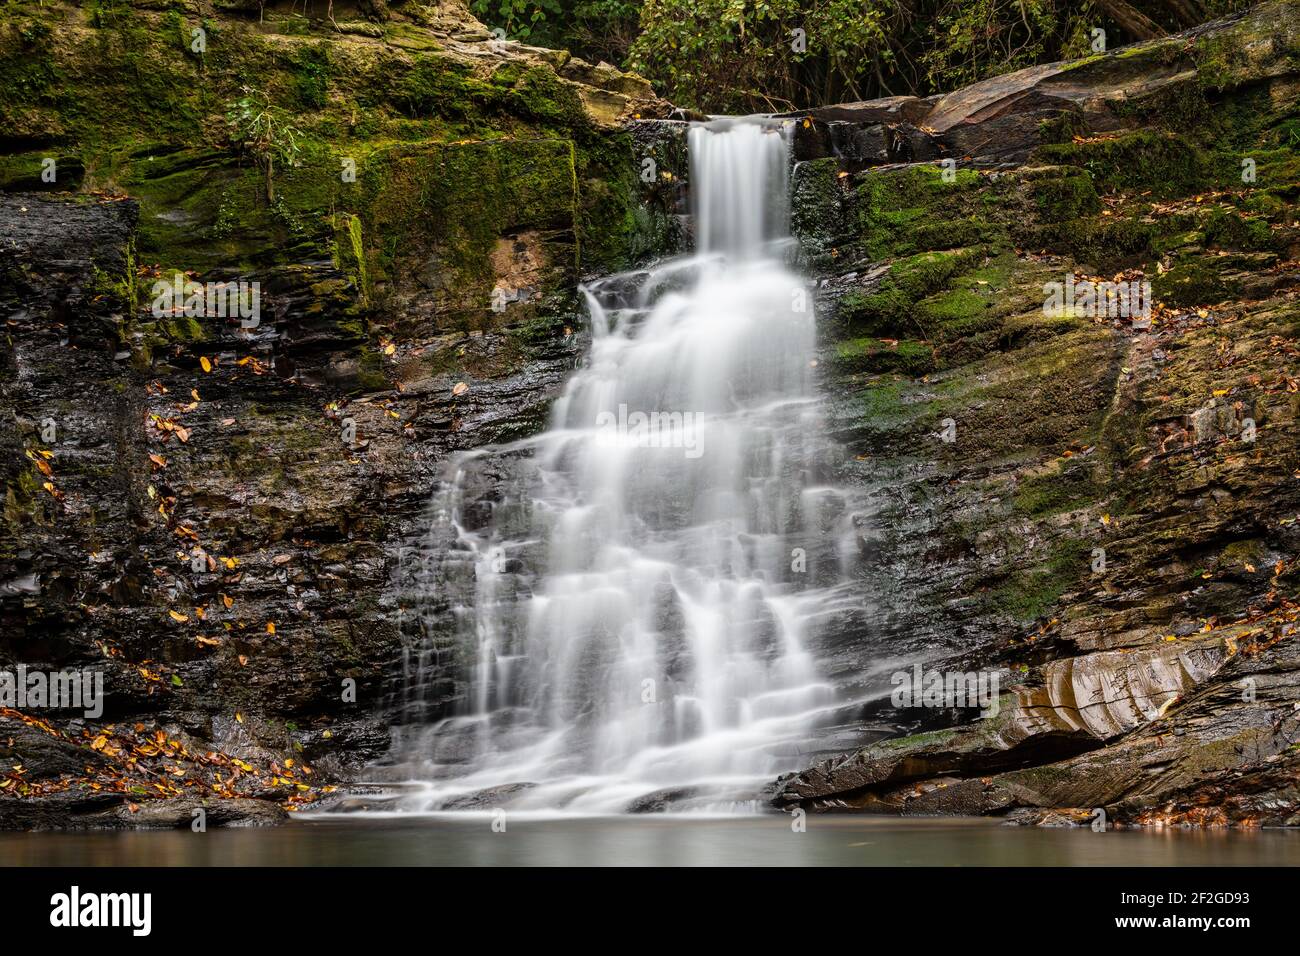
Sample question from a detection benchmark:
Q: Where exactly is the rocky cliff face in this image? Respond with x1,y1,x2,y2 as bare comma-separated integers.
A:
2,0,1297,828
773,0,1300,826
0,0,670,826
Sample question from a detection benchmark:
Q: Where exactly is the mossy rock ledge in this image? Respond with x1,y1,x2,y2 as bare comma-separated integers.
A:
779,0,1300,827
0,0,674,826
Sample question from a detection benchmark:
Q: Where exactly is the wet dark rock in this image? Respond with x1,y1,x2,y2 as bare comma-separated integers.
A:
0,793,286,830
771,0,1300,827
440,782,536,810
107,797,287,828
0,0,674,827
0,718,111,780
625,787,701,812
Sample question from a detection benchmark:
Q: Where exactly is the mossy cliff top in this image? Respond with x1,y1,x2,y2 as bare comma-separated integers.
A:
0,0,670,324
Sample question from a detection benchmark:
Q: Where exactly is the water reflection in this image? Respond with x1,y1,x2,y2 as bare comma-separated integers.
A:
2,817,1297,867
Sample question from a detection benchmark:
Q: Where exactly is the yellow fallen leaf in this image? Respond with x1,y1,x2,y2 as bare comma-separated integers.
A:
168,610,189,622
266,622,276,634
200,356,213,373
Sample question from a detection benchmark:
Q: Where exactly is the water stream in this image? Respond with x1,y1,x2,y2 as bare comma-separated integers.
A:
378,117,859,813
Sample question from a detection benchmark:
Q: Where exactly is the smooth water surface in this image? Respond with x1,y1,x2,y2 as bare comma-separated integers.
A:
4,817,1298,867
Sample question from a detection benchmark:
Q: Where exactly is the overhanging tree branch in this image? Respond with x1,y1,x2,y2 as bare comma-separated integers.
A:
1096,0,1168,40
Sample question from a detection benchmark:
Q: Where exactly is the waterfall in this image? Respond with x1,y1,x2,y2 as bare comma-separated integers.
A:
386,117,857,813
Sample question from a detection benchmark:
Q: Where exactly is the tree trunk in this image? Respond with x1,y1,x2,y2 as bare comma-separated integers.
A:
1096,0,1167,41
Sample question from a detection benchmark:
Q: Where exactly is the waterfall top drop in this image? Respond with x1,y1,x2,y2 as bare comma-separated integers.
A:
690,119,792,260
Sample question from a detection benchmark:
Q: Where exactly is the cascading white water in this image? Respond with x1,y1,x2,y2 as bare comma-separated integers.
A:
388,118,857,813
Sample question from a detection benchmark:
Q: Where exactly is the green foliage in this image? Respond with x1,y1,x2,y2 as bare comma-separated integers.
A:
629,0,897,113
627,0,1110,112
472,0,641,65
291,44,330,111
472,0,563,43
224,86,303,201
481,0,1248,113
920,0,1095,92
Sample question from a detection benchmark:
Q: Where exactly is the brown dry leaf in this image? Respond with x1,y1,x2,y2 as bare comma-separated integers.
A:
175,426,190,443
148,454,166,468
272,554,292,565
221,593,233,609
238,655,249,667
452,381,469,396
168,610,189,623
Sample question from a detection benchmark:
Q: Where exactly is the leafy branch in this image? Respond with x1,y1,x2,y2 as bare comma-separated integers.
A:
224,86,303,202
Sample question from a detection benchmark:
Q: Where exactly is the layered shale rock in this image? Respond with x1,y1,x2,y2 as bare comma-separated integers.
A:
0,0,671,825
774,0,1300,826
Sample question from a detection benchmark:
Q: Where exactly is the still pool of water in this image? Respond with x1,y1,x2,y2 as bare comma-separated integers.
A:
2,816,1298,866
